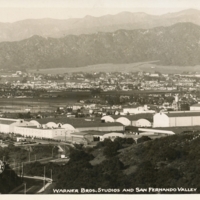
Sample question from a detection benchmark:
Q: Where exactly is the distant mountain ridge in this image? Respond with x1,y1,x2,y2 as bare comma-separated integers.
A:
1,9,200,42
1,22,200,70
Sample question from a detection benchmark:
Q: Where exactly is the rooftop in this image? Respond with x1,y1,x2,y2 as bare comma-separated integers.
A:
74,121,123,128
34,117,101,125
165,112,200,117
190,104,200,107
19,126,64,130
108,113,153,121
144,126,200,134
32,118,122,128
0,119,17,125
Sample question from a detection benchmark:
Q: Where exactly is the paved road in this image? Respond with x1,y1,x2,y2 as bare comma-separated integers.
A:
10,175,52,194
9,156,54,168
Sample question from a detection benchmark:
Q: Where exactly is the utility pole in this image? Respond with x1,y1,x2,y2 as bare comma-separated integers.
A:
65,132,66,155
18,162,20,177
43,166,46,191
22,163,24,178
24,182,26,194
13,159,15,169
52,146,55,158
29,152,30,162
50,169,52,180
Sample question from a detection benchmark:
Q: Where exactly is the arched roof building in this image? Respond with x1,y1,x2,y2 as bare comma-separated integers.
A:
153,113,169,127
62,124,76,131
46,122,57,128
135,118,152,127
101,116,115,123
116,117,131,126
153,111,200,127
30,120,40,127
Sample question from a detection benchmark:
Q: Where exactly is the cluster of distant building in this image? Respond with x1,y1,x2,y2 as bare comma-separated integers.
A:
2,70,200,93
1,102,200,145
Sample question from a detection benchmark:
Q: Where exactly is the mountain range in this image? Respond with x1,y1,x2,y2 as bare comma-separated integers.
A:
0,22,200,70
0,8,200,42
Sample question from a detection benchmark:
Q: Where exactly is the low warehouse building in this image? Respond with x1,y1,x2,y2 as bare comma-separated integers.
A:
125,126,139,134
75,122,124,132
123,105,155,115
100,132,125,141
153,111,200,127
0,118,35,133
139,128,175,135
190,103,200,111
70,132,94,144
14,126,67,139
86,132,125,142
101,114,153,127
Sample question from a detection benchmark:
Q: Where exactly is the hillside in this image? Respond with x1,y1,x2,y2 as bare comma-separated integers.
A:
55,133,200,194
1,9,200,42
1,22,200,70
21,133,200,194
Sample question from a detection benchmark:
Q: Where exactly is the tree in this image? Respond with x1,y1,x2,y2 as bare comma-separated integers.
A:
0,164,22,194
126,138,135,144
103,141,121,158
69,149,94,162
137,136,152,144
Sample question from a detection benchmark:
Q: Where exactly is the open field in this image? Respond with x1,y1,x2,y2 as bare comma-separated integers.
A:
0,96,90,113
27,61,200,74
0,88,183,113
0,98,63,113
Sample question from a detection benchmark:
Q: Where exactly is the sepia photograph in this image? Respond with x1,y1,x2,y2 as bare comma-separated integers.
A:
0,0,200,197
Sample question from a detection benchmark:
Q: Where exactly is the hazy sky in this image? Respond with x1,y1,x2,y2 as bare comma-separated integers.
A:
0,0,199,22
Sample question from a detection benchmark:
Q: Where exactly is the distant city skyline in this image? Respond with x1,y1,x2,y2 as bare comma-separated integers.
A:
0,0,199,22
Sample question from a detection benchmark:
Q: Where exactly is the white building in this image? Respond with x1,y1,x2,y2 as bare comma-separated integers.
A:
92,132,125,142
14,126,67,139
0,118,35,133
153,111,200,127
134,119,152,127
190,103,200,111
123,105,155,115
101,115,153,127
101,116,115,123
116,117,131,126
99,132,125,141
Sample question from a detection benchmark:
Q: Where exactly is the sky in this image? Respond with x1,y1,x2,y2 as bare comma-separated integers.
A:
0,0,199,22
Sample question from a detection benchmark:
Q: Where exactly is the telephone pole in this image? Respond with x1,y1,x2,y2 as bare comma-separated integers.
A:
29,152,30,162
43,166,46,191
22,162,24,179
24,182,26,194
